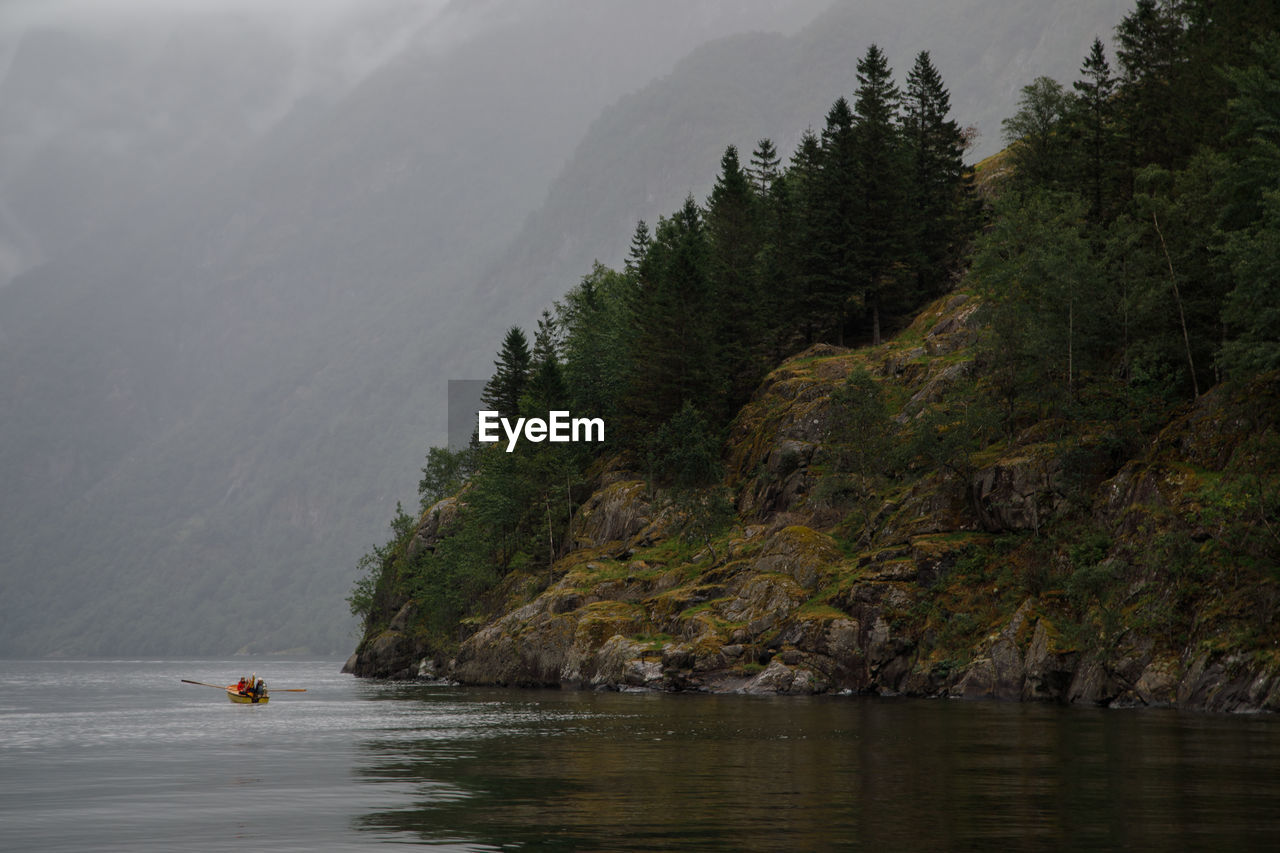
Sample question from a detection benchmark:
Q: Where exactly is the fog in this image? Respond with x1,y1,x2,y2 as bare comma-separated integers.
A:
0,0,1126,657
0,0,446,285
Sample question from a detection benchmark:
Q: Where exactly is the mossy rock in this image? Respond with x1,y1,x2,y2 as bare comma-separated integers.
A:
572,600,646,650
750,525,843,590
716,572,807,632
569,478,651,550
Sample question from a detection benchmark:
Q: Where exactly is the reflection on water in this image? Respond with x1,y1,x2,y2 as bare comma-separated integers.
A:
356,687,1280,851
3,660,1277,851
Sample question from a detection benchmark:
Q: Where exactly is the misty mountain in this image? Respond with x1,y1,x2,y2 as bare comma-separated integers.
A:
473,0,1130,327
0,0,828,656
0,0,445,286
1,0,1128,658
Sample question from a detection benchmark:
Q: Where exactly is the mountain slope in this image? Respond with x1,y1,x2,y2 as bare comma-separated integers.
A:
0,0,829,656
472,0,1129,330
347,292,1280,713
0,0,1131,657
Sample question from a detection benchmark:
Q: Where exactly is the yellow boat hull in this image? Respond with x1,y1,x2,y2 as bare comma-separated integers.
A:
226,688,269,704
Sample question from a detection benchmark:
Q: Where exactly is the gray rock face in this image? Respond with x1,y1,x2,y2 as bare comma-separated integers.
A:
951,599,1034,700
569,479,651,550
406,498,460,563
1022,620,1078,701
342,600,422,679
740,660,823,695
971,457,1060,533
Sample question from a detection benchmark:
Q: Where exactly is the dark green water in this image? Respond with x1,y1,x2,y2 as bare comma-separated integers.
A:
361,685,1280,851
2,659,1279,850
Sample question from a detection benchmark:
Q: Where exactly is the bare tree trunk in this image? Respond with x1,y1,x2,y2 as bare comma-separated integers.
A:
1068,292,1074,396
1121,257,1130,379
545,496,554,566
1152,211,1199,398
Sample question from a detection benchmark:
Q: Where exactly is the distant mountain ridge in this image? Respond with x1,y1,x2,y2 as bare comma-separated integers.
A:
0,0,1127,657
473,0,1130,332
0,0,829,656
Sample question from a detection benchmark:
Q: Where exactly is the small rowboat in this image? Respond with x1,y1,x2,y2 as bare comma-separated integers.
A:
182,678,306,704
226,686,269,704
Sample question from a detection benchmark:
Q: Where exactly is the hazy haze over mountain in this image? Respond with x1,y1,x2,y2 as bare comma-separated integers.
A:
474,0,1131,328
0,0,829,656
0,0,1126,657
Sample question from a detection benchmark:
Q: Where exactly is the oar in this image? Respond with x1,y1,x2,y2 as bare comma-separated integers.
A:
182,679,307,692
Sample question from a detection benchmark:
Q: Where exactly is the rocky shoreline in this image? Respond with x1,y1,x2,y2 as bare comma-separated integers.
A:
342,562,1280,714
346,294,1280,714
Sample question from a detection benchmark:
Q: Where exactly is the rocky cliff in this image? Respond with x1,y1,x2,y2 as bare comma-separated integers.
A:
345,291,1280,712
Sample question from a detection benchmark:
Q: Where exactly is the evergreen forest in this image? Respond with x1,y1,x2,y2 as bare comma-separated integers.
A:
350,0,1280,668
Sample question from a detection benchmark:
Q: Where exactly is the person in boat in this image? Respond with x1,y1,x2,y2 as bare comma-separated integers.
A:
236,677,247,694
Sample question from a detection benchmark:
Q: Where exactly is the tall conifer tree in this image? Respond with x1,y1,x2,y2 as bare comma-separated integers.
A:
813,99,860,345
1116,0,1188,173
481,326,532,419
1213,36,1280,376
903,50,971,298
706,145,765,412
625,220,651,276
852,44,906,345
1072,38,1119,222
775,129,828,349
624,197,717,436
522,310,567,416
748,138,782,195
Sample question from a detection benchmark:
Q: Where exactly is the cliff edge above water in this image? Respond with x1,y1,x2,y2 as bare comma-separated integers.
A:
346,291,1280,713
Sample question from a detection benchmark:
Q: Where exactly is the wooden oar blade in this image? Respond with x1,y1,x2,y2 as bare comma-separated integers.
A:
181,679,229,690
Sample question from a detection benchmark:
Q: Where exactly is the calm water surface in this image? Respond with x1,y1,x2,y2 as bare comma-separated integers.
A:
1,658,1278,851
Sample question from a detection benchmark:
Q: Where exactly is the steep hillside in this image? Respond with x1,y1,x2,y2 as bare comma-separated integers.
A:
347,292,1280,712
0,0,828,656
473,0,1129,330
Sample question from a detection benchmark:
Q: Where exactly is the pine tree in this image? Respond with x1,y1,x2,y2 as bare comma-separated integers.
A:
852,44,907,345
625,220,651,276
812,98,860,345
624,197,717,437
1115,0,1188,173
779,129,834,347
903,50,971,298
1072,38,1119,223
706,145,765,413
556,263,631,439
748,138,781,195
480,326,531,420
1215,37,1280,376
753,169,793,362
522,310,567,416
1178,0,1280,156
